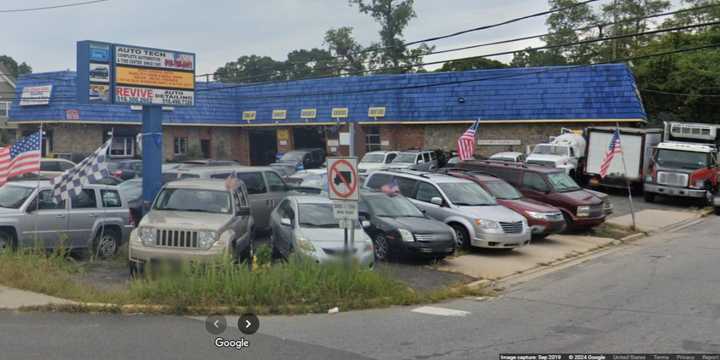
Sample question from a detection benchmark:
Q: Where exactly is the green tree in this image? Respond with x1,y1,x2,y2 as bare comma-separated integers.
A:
324,27,369,74
284,48,336,79
598,0,671,61
349,0,433,73
543,0,598,64
664,0,720,27
0,55,32,78
510,48,568,67
214,55,286,83
438,57,508,72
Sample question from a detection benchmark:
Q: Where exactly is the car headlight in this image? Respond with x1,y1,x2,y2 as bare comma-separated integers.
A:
297,237,316,253
475,219,500,231
644,175,653,183
397,229,414,242
197,230,218,249
138,227,155,246
576,206,591,217
692,180,705,189
526,211,551,220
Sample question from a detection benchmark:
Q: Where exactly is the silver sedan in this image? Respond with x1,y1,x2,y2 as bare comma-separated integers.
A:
269,195,374,268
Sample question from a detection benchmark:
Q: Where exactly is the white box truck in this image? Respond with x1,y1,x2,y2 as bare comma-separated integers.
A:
584,127,663,189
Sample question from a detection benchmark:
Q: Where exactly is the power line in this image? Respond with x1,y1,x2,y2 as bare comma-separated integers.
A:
194,20,720,94
641,89,720,97
194,0,603,79
0,0,109,13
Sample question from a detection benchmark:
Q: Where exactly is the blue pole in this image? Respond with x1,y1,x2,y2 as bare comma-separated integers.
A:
142,105,163,211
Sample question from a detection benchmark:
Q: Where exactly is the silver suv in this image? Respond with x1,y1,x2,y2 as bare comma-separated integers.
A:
387,151,438,172
0,181,132,258
365,170,530,250
128,179,254,273
168,166,290,232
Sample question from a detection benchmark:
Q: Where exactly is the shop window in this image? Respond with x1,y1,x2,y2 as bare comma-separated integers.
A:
201,139,211,158
110,136,134,158
365,126,381,152
174,137,188,155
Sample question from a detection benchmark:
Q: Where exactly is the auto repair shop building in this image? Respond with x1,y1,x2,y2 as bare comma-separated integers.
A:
8,63,646,164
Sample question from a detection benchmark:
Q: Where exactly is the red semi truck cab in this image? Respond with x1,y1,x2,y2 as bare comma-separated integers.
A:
643,122,720,207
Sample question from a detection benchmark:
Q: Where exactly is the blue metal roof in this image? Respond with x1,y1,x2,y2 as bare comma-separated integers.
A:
9,63,646,125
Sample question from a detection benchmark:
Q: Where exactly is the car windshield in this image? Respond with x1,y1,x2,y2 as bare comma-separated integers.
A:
393,153,417,163
280,152,304,162
655,149,709,170
533,144,569,156
483,180,522,200
366,194,424,217
0,185,34,209
437,182,496,206
547,172,581,192
118,179,142,201
361,154,385,163
153,188,231,214
298,203,349,228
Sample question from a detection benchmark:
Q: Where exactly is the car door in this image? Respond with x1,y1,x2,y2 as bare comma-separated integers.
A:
272,199,296,257
67,189,100,248
21,189,68,249
233,172,271,230
412,181,447,221
264,170,288,211
521,171,552,203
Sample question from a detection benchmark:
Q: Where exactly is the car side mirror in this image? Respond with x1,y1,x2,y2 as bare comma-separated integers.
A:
236,207,250,216
430,197,443,206
361,220,371,228
281,218,292,227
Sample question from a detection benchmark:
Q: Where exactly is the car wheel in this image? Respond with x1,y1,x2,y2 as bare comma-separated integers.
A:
94,228,119,259
715,206,720,216
450,224,470,250
644,191,655,203
0,230,16,254
373,233,391,261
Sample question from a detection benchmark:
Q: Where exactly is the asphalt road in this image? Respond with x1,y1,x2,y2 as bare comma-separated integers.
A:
2,216,719,359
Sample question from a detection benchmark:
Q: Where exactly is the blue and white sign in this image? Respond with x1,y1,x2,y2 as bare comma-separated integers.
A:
88,43,110,62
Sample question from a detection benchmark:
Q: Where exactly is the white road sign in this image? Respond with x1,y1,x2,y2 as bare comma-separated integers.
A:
327,157,359,201
333,200,358,220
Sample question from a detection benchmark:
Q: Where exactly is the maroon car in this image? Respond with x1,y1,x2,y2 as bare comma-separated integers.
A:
444,170,566,237
456,160,612,229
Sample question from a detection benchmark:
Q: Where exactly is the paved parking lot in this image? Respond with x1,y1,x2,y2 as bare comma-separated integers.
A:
604,187,704,218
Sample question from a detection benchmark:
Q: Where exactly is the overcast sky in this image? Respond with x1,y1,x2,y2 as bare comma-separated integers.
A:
0,0,565,76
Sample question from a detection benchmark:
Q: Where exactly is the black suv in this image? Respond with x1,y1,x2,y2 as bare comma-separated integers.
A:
359,191,456,261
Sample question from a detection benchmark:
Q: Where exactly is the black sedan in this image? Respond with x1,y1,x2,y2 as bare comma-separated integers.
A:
359,191,456,261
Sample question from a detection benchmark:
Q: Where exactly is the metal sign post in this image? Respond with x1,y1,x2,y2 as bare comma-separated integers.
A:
328,157,359,265
615,123,637,230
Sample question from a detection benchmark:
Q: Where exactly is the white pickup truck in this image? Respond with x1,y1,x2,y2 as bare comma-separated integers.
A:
525,132,586,178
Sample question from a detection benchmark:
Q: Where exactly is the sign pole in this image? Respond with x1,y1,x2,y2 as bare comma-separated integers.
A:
616,122,636,230
142,106,163,212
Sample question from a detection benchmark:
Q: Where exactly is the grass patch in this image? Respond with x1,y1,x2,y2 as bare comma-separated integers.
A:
589,222,640,240
0,246,490,314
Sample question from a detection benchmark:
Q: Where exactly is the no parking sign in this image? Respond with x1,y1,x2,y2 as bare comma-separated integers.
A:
328,157,359,201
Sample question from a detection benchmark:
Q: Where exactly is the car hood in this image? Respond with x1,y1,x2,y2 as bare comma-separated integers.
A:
457,205,525,222
0,207,23,216
358,163,386,171
388,162,414,168
140,211,232,230
526,154,567,162
555,190,603,205
298,228,369,245
379,216,450,234
584,189,608,201
496,198,559,213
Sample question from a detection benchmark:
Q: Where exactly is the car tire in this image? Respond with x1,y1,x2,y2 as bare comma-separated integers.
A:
0,229,16,254
561,213,574,231
93,227,119,260
644,192,655,203
372,233,392,262
129,261,144,279
450,224,470,250
703,189,714,207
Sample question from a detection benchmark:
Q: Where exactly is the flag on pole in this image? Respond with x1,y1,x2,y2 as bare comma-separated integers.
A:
50,138,112,202
0,131,42,186
599,129,622,178
381,178,400,196
457,119,480,161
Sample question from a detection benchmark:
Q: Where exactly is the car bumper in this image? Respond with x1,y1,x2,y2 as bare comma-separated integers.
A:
529,220,566,235
644,184,706,198
307,247,375,268
128,236,230,263
569,216,606,228
472,231,530,248
403,240,456,256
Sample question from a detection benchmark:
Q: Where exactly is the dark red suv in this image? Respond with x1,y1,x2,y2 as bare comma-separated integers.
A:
457,160,612,229
442,170,566,237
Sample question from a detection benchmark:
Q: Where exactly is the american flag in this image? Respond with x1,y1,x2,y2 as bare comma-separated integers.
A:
0,131,42,186
600,129,622,178
457,120,480,161
381,178,400,196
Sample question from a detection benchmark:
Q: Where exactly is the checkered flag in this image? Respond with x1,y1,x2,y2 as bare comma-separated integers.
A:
50,139,112,202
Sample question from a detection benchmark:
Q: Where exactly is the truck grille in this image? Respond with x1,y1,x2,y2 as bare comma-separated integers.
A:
155,229,199,248
657,172,688,187
415,233,452,242
526,160,556,167
500,221,524,234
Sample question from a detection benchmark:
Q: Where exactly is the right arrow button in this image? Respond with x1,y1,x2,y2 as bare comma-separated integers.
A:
238,313,259,335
